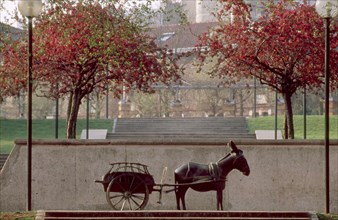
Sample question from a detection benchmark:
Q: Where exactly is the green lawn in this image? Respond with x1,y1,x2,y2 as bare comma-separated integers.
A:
1,115,338,154
0,212,36,220
247,115,338,139
0,119,113,154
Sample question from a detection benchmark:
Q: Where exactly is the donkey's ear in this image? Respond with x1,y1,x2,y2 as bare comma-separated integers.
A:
229,140,239,153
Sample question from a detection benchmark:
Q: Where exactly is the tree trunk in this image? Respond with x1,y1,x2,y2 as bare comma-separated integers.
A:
67,93,73,124
284,114,288,139
66,91,82,139
283,93,294,139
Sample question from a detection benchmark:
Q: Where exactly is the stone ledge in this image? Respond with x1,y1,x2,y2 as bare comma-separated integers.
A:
36,210,318,220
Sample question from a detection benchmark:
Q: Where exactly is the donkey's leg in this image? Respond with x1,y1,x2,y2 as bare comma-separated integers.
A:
175,186,181,210
216,189,223,210
181,187,188,210
175,186,188,210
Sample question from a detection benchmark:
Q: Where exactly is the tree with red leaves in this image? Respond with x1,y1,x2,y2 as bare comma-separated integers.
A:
197,0,338,139
1,1,180,138
0,41,26,99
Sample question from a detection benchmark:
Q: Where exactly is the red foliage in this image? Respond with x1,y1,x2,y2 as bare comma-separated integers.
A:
1,1,180,138
197,0,338,138
0,41,27,97
198,0,337,92
33,2,180,99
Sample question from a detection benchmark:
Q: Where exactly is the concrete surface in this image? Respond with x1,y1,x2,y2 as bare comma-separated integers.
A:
35,210,319,220
255,130,283,139
0,139,337,212
80,129,108,139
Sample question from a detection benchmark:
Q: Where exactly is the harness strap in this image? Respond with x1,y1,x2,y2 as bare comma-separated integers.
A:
208,162,220,180
185,162,191,178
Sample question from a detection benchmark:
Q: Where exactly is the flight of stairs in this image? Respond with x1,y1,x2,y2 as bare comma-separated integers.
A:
107,117,255,140
0,154,9,171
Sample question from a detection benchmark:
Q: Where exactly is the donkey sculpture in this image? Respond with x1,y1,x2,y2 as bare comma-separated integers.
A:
174,140,250,210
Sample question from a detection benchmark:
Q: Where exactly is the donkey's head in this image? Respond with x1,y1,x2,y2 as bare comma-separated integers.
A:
228,140,250,176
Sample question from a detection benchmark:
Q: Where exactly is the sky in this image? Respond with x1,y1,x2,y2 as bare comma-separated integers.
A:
0,0,161,27
0,0,18,26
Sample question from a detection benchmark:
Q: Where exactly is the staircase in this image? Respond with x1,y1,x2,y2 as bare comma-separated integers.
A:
107,117,255,140
0,154,9,171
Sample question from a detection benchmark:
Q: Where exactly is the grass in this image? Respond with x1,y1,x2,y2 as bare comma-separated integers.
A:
1,115,338,154
317,213,338,220
0,212,36,220
0,119,113,154
247,115,338,140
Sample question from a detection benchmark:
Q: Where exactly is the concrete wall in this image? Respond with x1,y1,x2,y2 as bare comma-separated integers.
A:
1,139,337,212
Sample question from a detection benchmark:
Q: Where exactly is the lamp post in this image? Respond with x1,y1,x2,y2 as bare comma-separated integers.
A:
18,0,43,211
303,87,307,139
55,83,59,139
315,0,338,214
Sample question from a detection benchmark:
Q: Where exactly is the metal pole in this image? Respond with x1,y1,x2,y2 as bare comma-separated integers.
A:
55,83,59,139
303,87,307,139
275,89,278,140
86,95,89,139
106,68,109,119
27,17,33,211
253,77,257,118
324,17,330,214
106,92,109,119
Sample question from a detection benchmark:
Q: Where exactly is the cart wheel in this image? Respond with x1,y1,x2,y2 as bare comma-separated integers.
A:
106,173,149,210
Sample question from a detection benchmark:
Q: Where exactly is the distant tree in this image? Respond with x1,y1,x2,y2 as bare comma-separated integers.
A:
0,1,181,138
0,40,26,98
292,89,325,115
197,0,338,138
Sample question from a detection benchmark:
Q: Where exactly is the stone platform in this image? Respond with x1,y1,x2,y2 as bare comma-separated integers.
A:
36,210,318,220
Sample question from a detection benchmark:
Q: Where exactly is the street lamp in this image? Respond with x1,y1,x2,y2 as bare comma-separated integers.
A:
17,0,43,211
315,0,338,214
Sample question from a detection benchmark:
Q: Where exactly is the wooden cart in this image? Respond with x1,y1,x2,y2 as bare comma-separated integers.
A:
95,162,168,210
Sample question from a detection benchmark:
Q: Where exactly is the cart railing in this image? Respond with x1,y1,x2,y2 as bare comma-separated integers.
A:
108,162,151,175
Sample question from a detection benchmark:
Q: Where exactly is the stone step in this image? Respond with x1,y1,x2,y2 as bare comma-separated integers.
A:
116,117,245,121
111,117,254,140
115,125,248,130
117,121,244,123
117,121,246,124
115,117,247,123
115,121,247,125
107,133,256,139
108,132,254,136
0,154,9,171
114,126,248,130
114,129,249,133
36,210,318,220
116,122,247,127
114,117,248,131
